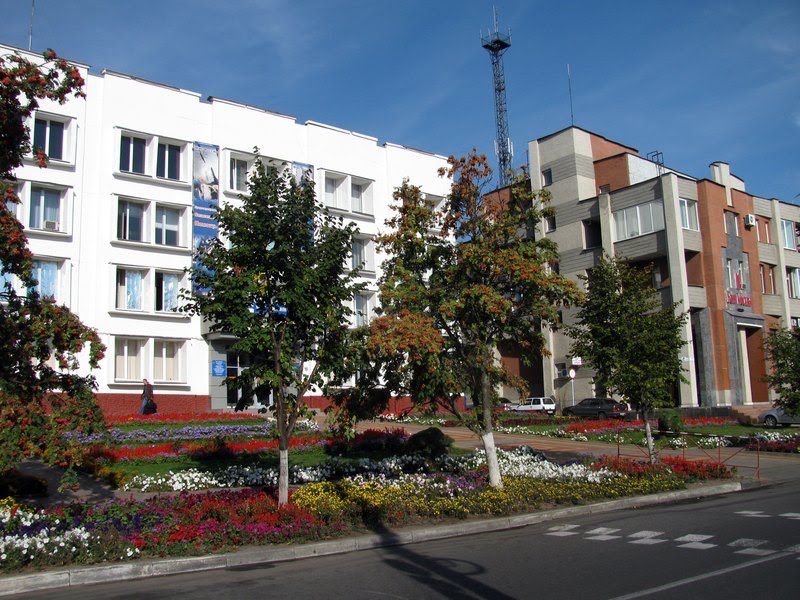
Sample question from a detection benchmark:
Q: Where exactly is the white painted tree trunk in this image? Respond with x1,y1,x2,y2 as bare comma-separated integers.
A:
642,407,657,464
278,447,289,505
481,431,503,489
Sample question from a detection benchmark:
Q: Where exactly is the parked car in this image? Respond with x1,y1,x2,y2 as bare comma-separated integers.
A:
562,398,628,419
513,396,557,415
758,407,800,427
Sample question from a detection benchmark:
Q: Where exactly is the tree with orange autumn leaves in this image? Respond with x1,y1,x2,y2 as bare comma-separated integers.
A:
0,49,105,478
353,153,582,488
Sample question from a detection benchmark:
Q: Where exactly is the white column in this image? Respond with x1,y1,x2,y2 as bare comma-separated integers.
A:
737,328,753,405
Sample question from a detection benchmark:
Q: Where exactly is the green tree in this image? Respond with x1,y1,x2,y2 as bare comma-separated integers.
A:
356,153,581,488
0,49,105,477
764,326,800,416
182,157,362,504
566,256,687,463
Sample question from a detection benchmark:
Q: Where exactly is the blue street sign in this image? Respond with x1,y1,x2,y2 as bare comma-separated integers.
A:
211,360,226,377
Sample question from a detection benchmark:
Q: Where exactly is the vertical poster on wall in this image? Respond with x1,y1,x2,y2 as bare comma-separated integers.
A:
192,143,220,294
192,142,220,249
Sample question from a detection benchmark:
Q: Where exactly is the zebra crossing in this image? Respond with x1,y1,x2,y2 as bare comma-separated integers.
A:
544,522,800,557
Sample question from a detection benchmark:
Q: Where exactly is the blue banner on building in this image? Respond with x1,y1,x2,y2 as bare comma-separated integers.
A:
192,142,220,250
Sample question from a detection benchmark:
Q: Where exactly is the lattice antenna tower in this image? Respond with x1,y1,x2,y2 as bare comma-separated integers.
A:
481,8,513,187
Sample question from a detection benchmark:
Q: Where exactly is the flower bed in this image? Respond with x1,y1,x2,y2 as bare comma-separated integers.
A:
1,448,735,573
106,412,264,425
746,431,800,453
87,436,324,464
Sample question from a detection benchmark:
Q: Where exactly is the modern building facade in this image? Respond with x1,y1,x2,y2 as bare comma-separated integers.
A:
3,43,449,414
522,126,800,410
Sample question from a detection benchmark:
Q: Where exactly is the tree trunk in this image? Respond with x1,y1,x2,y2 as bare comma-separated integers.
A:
641,404,657,464
481,431,503,488
479,368,503,489
278,446,289,505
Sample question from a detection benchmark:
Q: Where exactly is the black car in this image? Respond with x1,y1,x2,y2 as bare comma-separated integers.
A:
562,398,628,419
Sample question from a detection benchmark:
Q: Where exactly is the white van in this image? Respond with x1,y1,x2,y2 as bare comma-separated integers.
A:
514,396,557,415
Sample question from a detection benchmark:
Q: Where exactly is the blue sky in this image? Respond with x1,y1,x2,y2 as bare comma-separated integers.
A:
3,0,799,202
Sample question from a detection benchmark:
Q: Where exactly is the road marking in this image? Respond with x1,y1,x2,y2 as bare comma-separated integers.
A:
735,510,770,518
606,552,793,600
585,527,622,541
628,531,668,545
779,513,800,520
674,534,716,550
728,539,775,556
545,524,581,536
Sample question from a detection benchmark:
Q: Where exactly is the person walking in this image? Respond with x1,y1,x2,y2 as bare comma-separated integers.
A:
139,379,155,415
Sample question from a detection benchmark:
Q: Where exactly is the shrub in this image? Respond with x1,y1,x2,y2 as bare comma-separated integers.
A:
401,427,452,459
657,409,684,433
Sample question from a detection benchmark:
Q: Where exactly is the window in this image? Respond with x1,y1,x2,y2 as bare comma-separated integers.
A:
541,169,553,187
582,220,602,249
116,268,144,310
154,205,180,246
614,201,665,241
545,215,557,232
726,259,734,289
29,186,61,231
352,238,366,270
30,259,59,300
353,293,375,327
117,200,144,242
115,338,143,381
119,135,146,174
156,143,181,180
760,265,766,294
155,271,180,312
230,157,250,192
679,198,699,231
351,238,374,273
351,182,364,213
762,220,771,243
33,117,64,161
781,220,797,250
324,175,346,210
788,268,800,299
153,340,182,382
791,317,800,329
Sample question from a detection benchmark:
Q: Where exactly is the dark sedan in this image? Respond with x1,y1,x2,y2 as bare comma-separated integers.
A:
562,397,628,419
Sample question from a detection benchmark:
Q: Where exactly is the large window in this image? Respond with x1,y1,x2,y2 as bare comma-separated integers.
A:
154,205,180,246
153,339,182,382
156,143,181,180
116,268,144,310
679,198,699,231
614,200,664,241
114,338,143,381
117,200,144,242
116,198,185,247
155,271,180,312
781,219,797,250
323,172,373,214
29,186,62,232
33,117,64,161
30,259,59,300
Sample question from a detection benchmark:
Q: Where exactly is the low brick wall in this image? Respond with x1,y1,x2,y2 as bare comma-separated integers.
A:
95,393,211,417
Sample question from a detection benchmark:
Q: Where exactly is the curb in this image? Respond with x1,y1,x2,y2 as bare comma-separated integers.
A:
0,481,743,596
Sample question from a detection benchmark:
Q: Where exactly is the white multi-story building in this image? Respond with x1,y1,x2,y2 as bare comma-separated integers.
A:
3,43,449,415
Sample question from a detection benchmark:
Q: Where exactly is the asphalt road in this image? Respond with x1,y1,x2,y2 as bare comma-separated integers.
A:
12,478,799,600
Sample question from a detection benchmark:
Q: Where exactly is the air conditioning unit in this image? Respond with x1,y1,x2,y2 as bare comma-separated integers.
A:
744,214,756,228
43,220,59,231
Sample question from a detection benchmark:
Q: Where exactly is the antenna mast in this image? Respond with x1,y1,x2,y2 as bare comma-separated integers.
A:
481,8,513,187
